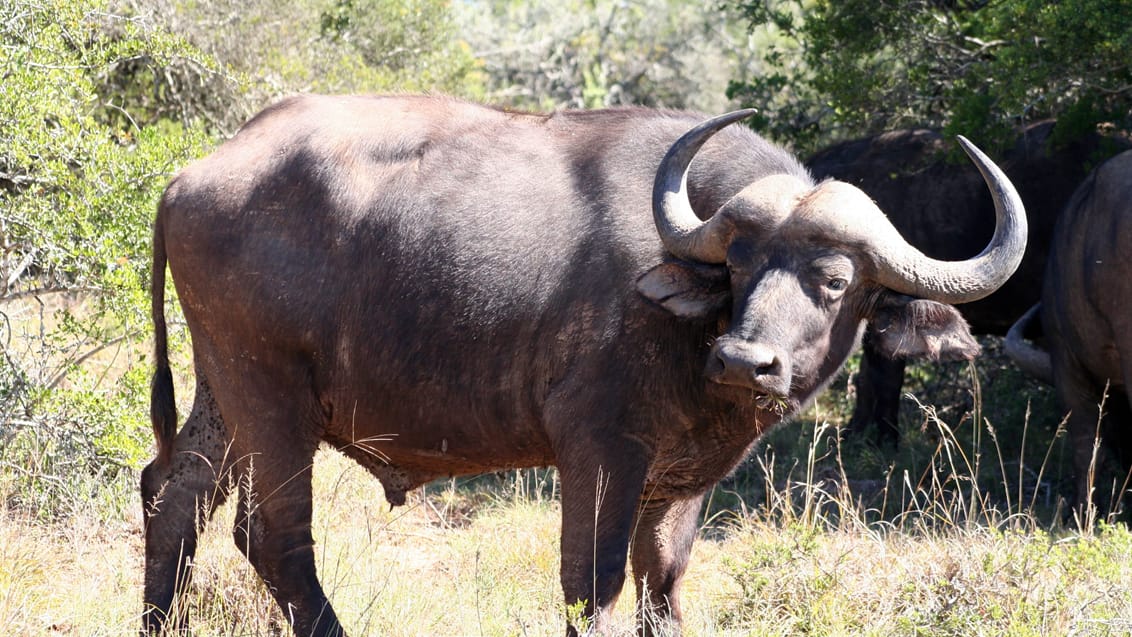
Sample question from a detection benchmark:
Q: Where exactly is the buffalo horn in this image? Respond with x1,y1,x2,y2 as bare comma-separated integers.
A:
860,136,1028,304
651,109,758,263
655,116,1028,306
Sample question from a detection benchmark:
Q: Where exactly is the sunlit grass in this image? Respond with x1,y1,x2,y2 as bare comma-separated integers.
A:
2,346,1131,635
4,434,1132,636
0,477,141,635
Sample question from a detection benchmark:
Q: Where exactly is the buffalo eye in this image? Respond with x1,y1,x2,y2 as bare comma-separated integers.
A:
807,253,854,300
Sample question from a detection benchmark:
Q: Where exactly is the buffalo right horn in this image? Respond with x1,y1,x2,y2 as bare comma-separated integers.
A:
651,109,759,263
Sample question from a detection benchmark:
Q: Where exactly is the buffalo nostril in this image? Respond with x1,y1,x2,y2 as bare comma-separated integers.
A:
754,360,780,377
738,344,778,373
711,341,783,384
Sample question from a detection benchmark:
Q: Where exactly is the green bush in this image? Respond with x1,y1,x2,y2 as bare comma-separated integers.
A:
1,0,216,514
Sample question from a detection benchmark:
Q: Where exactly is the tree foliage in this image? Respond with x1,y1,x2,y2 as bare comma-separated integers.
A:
729,0,1132,152
458,0,759,114
1,0,219,492
145,0,485,133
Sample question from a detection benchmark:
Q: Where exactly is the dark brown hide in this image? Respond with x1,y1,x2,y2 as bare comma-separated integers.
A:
141,95,1023,636
808,122,1131,447
1028,150,1132,515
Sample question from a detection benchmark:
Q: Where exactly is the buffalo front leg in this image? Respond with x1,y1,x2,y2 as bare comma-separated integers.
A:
557,452,649,636
1066,396,1107,521
1064,382,1132,521
630,493,705,636
141,378,233,634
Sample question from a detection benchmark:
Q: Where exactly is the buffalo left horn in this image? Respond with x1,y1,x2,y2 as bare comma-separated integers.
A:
792,136,1028,304
885,135,1028,304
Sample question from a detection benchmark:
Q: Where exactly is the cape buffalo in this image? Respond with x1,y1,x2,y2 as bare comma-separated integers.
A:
141,94,1026,636
1006,150,1132,518
808,123,1129,448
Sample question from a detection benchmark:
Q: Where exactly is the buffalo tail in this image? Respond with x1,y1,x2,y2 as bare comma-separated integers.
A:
150,210,177,466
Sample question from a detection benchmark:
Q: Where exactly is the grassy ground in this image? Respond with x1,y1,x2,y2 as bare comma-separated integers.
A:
2,342,1132,636
4,445,1132,637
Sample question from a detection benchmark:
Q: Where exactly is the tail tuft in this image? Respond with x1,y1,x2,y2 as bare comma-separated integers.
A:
150,363,177,465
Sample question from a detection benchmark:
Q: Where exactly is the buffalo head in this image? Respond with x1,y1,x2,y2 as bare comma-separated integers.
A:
638,110,1027,410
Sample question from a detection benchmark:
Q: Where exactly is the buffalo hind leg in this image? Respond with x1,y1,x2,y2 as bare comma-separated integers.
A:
232,447,343,637
1059,363,1108,523
1103,396,1132,519
630,493,705,636
141,376,233,633
557,450,649,636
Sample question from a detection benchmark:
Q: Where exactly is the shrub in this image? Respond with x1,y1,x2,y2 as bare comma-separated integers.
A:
1,0,216,515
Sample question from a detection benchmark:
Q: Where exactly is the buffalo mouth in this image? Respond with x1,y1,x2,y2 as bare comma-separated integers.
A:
752,392,791,414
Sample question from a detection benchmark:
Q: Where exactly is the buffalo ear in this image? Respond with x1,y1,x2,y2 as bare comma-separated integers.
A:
637,261,730,319
868,295,980,361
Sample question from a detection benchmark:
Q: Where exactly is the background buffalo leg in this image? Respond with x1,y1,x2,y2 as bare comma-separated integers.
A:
847,341,905,449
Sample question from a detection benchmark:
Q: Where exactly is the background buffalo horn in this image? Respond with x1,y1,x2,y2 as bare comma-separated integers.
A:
652,109,758,263
866,136,1028,304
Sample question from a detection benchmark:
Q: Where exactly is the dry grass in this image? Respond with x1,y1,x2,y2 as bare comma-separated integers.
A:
710,519,1132,636
2,430,1132,636
1,338,1130,635
0,480,142,635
